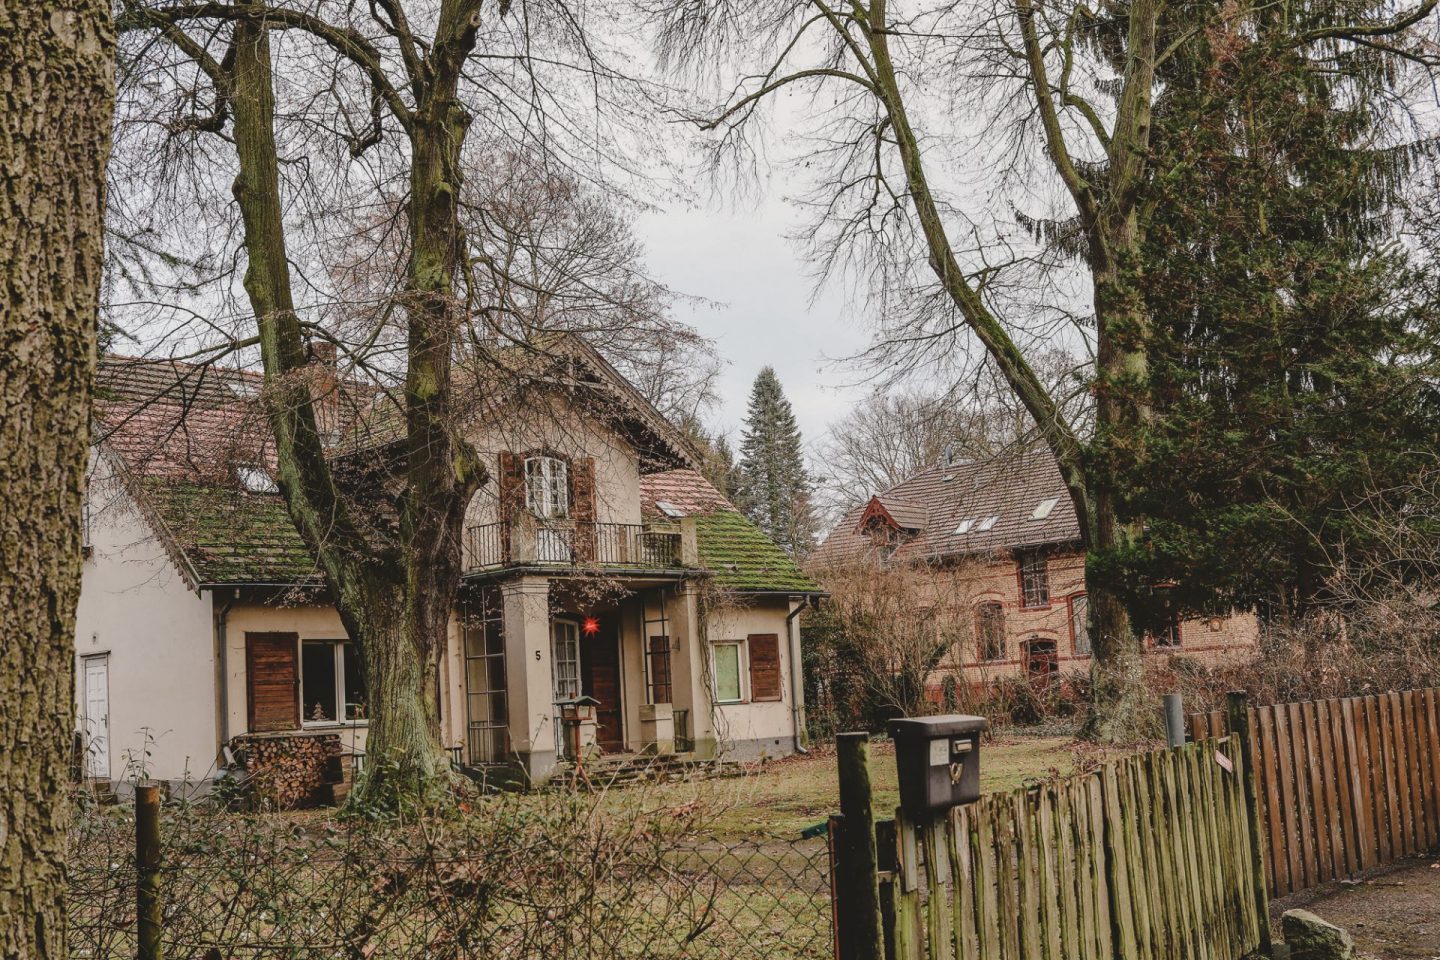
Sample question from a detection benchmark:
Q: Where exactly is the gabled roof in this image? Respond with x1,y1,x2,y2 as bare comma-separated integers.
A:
639,469,821,594
857,495,928,532
811,450,1082,566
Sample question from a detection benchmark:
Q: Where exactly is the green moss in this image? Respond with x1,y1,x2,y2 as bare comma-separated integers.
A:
142,480,321,584
692,510,818,593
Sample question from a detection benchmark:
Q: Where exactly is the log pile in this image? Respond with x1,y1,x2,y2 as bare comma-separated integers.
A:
230,732,349,810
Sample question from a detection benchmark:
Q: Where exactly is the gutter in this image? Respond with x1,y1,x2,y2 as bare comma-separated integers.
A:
786,595,821,754
215,590,237,749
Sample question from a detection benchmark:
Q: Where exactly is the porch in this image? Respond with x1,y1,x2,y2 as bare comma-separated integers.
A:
450,575,716,783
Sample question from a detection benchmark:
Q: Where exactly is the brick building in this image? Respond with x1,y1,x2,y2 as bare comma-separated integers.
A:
810,452,1258,689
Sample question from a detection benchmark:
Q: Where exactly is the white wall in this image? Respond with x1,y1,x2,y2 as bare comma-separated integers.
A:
703,597,801,760
75,468,217,783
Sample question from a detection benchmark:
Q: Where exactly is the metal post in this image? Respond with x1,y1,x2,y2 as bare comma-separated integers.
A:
1163,693,1186,748
135,782,163,960
1227,691,1272,953
834,733,884,960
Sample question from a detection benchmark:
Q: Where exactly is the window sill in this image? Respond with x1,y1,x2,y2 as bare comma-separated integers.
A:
301,720,369,730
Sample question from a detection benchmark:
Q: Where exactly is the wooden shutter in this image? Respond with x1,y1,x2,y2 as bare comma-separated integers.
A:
572,457,597,561
246,632,299,732
747,634,783,702
497,452,524,561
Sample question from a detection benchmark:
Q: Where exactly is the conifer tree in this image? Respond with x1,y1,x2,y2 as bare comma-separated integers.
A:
1132,0,1440,620
737,367,816,555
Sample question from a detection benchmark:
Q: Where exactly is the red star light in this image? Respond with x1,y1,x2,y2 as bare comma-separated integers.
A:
582,616,600,635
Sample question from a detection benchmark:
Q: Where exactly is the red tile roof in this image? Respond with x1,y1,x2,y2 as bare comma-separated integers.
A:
638,469,736,518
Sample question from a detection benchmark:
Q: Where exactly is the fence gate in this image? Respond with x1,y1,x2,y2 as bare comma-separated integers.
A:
832,727,1269,960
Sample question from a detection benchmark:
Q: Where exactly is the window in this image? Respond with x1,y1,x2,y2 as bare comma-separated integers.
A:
712,641,744,703
646,636,673,704
1153,613,1182,649
301,640,366,723
1031,497,1059,520
975,602,1006,662
1069,594,1091,657
1019,553,1050,608
551,620,581,700
524,455,570,518
976,515,999,532
655,501,684,519
236,464,277,494
954,519,974,535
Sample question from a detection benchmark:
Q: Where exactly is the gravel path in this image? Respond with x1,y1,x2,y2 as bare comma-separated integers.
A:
1272,854,1440,959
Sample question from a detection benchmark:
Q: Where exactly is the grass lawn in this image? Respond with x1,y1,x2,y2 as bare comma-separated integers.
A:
596,734,1084,843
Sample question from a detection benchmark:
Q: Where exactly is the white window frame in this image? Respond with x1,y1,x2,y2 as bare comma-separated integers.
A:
524,455,570,519
300,639,367,727
551,619,582,702
710,640,747,705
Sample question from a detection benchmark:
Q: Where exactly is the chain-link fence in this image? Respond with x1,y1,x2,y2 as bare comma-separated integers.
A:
68,787,833,959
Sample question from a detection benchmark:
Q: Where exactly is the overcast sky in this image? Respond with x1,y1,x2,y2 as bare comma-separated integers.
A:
636,186,874,451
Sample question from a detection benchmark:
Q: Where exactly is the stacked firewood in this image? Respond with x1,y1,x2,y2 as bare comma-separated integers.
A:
230,733,348,810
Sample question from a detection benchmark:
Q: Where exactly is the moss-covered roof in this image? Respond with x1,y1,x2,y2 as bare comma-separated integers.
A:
692,509,820,594
140,480,323,585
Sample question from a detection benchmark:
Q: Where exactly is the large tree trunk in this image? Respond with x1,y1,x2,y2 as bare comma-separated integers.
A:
0,2,113,955
228,8,480,809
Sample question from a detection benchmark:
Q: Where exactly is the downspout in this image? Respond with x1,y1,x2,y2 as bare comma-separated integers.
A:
786,596,817,754
215,589,238,753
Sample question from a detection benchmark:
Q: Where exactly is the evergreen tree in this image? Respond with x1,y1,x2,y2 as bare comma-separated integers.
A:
737,367,817,555
1130,0,1440,621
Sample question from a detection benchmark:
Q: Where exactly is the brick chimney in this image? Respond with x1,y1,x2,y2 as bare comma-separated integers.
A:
307,341,340,444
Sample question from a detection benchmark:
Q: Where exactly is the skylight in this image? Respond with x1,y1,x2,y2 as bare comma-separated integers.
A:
976,515,999,532
236,465,278,494
954,519,974,535
1031,497,1060,521
655,500,684,519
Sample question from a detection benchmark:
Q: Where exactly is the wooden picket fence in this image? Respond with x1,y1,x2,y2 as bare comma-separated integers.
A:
875,736,1266,960
1188,687,1440,897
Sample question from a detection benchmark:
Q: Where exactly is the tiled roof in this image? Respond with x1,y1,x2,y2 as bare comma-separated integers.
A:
870,496,928,531
640,469,821,594
94,358,811,592
811,451,1081,565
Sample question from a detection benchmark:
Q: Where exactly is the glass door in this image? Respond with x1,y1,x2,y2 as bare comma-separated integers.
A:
551,620,581,755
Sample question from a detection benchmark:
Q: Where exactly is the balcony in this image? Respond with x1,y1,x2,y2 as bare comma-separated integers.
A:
465,518,688,574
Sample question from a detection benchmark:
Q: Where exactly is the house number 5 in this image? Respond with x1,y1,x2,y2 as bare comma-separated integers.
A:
534,650,542,661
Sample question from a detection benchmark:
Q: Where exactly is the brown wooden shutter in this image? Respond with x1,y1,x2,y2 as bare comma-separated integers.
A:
747,634,783,702
498,451,524,561
246,632,299,732
572,456,597,561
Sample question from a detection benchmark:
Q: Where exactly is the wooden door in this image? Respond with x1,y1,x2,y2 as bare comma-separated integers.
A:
582,624,623,752
246,632,300,732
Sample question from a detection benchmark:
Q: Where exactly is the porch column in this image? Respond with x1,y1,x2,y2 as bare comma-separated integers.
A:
668,584,718,758
501,576,557,782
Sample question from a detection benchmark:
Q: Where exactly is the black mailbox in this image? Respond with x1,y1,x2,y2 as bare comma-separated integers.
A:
888,715,987,819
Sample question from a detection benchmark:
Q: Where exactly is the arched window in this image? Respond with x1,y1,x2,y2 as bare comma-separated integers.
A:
975,601,1007,662
524,455,569,518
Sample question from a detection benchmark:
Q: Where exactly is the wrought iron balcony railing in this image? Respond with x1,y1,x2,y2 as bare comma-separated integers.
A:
465,519,685,572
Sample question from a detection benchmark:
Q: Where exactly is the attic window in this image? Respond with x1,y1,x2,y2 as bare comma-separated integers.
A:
1031,497,1060,521
227,379,260,399
954,519,974,535
236,465,277,494
976,515,999,532
655,501,684,519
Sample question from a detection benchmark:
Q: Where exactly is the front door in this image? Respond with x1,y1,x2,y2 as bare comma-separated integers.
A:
82,655,110,779
582,621,623,753
1025,638,1058,687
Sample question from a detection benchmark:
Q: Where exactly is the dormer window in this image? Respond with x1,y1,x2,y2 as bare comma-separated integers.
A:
524,455,570,518
236,464,277,494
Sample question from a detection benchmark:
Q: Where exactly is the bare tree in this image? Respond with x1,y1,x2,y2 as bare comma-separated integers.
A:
112,0,677,806
1,1,113,954
652,0,1436,739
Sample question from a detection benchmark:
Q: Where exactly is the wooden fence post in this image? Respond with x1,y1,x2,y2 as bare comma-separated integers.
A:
136,782,163,960
835,733,885,960
1227,691,1271,952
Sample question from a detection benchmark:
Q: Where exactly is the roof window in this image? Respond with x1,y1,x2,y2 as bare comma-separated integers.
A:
954,518,974,535
1031,497,1060,520
655,500,684,519
236,465,278,494
976,515,999,532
